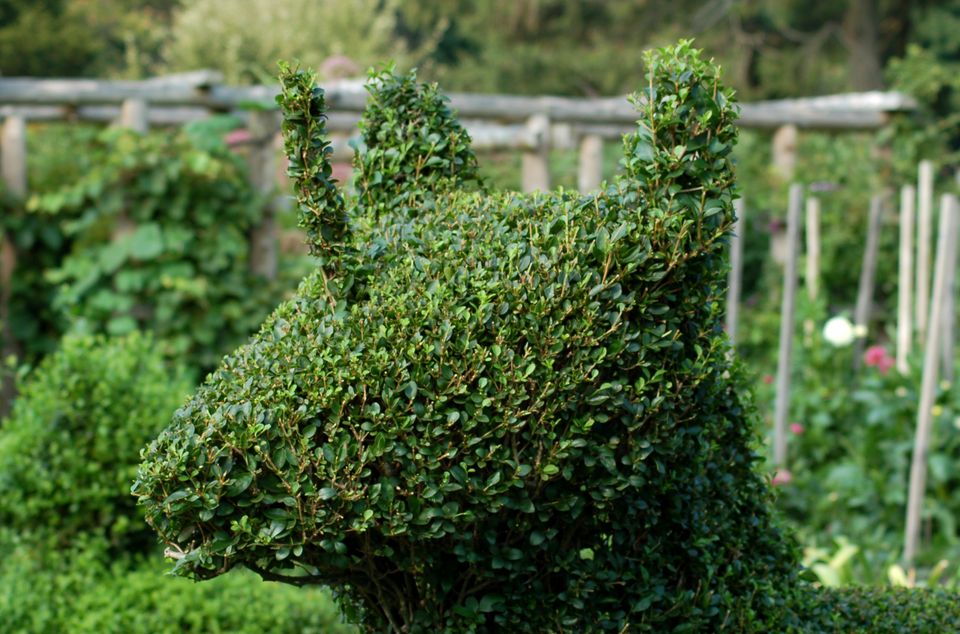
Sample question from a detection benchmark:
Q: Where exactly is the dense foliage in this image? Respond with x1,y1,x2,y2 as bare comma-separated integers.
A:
0,535,352,634
29,122,301,372
135,42,802,632
353,66,482,220
801,586,960,632
0,332,189,553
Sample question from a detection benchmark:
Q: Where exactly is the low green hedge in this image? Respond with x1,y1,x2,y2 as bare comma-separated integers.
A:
0,537,353,634
799,586,960,633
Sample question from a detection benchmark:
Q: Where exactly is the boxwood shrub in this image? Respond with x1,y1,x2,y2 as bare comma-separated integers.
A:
799,586,960,633
135,41,802,632
0,332,189,554
0,536,353,634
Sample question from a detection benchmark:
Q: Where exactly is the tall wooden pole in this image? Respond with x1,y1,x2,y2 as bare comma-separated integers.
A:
904,194,959,569
938,194,957,382
853,194,886,367
897,185,915,375
916,160,934,345
803,196,821,343
726,198,745,345
773,184,803,467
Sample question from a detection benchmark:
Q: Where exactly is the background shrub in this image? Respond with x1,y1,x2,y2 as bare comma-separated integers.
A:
0,332,189,553
135,42,800,633
0,536,353,634
29,122,305,373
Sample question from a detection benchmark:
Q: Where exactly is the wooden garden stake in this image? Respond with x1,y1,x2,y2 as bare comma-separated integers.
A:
853,194,885,368
725,198,745,346
773,184,803,468
803,196,821,344
916,160,934,345
939,194,957,382
904,193,958,569
897,185,915,375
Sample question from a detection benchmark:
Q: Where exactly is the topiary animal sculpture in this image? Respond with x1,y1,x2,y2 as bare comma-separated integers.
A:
134,42,801,632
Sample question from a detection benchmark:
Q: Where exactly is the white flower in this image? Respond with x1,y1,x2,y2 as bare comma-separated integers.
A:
823,316,856,347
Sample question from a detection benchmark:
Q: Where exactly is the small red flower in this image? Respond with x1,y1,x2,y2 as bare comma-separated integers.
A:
864,345,895,375
763,374,774,385
772,469,792,487
790,422,804,435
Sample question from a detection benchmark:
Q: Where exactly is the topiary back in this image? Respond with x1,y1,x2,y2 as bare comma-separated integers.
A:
134,42,800,632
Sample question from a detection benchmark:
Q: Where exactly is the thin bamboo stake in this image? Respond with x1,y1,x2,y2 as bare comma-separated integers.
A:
904,194,958,569
773,184,803,467
726,198,745,345
803,196,821,343
939,194,957,383
897,185,915,375
853,194,886,368
916,160,934,344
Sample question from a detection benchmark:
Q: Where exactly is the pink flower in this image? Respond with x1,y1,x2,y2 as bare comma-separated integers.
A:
771,469,793,487
762,374,774,385
864,345,895,375
224,128,253,147
790,422,804,435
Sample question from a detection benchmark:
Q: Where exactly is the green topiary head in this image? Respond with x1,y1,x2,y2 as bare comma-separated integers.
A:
0,332,189,554
135,41,799,632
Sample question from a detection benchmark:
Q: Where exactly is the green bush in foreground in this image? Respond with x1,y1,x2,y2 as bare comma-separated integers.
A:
0,332,189,553
135,42,801,632
800,586,960,633
0,537,353,634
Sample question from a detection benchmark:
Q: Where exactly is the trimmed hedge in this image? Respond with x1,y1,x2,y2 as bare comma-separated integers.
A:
0,537,353,634
800,586,960,633
135,42,800,632
0,332,189,554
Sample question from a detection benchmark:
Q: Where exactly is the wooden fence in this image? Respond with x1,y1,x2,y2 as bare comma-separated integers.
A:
0,71,916,415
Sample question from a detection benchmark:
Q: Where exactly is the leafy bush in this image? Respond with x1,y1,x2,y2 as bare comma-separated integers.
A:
0,537,353,634
30,123,303,372
800,586,960,633
136,42,800,632
0,332,189,553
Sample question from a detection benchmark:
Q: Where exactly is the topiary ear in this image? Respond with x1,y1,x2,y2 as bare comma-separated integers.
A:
277,62,347,263
620,40,740,230
354,67,481,219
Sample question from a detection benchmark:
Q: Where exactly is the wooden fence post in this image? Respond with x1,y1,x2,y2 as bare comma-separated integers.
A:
897,185,915,375
522,114,550,193
726,198,745,345
247,110,280,280
119,98,149,133
853,193,886,367
773,183,803,468
1,115,26,417
904,193,959,569
916,160,934,346
577,133,603,192
772,124,798,181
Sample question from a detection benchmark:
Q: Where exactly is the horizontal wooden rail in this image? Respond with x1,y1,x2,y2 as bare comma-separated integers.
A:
0,74,916,130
